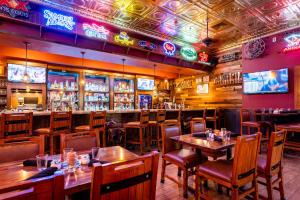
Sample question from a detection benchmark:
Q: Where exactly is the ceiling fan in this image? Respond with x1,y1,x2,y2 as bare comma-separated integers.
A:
202,12,214,47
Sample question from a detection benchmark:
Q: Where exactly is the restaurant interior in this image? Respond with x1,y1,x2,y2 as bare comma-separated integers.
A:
0,0,300,200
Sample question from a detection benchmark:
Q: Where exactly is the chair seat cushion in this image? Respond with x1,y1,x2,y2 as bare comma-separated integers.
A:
257,156,267,173
148,121,158,125
34,128,50,135
165,119,178,123
198,160,233,182
192,118,204,121
75,125,91,131
164,149,202,167
242,121,261,127
124,121,142,128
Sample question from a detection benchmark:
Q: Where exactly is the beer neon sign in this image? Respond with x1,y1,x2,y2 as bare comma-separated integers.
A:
163,41,176,56
180,46,198,61
83,23,109,40
283,34,300,52
199,51,209,62
43,9,76,31
138,41,157,50
114,32,134,46
0,0,29,18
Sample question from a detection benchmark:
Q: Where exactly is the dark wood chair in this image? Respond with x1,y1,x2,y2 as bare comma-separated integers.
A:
0,112,33,139
90,151,159,200
254,109,272,142
195,133,262,200
257,130,286,200
149,109,166,151
124,110,150,155
165,110,181,124
240,109,262,135
0,173,64,200
190,119,206,133
161,122,205,198
191,109,206,121
34,111,72,155
205,108,219,129
75,111,106,147
0,135,45,163
60,131,100,153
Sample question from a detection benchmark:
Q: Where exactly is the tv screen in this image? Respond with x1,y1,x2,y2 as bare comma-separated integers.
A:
8,64,46,83
137,78,154,91
243,68,288,94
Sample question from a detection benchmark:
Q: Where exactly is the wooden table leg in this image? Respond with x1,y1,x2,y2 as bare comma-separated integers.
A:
226,147,232,160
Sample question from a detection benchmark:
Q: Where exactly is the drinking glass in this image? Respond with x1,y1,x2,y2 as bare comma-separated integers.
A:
91,147,100,159
205,128,213,141
221,128,226,140
226,131,231,141
36,154,48,171
67,151,77,172
63,148,73,162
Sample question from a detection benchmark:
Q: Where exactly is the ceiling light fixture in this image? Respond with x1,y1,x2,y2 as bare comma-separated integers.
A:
23,41,30,83
122,58,126,77
80,51,86,85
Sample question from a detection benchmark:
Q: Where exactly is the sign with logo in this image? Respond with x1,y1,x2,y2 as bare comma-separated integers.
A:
43,9,76,31
138,41,157,50
163,41,176,56
283,34,300,52
198,51,209,62
0,0,29,18
180,46,197,61
83,23,109,40
218,51,241,63
114,31,134,46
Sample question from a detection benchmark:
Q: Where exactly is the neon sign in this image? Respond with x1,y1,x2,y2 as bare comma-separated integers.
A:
0,0,29,18
283,34,300,52
180,46,197,61
163,41,176,56
43,10,76,31
138,41,157,50
199,52,209,62
83,23,109,40
114,32,134,46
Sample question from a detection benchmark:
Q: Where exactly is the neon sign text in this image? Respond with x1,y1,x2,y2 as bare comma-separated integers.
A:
114,32,134,46
138,41,157,50
83,23,109,40
180,46,197,61
283,34,300,52
0,0,29,18
43,10,76,31
199,52,209,62
163,41,176,56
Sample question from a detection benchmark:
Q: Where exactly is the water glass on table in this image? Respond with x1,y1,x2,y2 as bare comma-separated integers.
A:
205,128,213,141
63,148,73,162
36,154,48,171
67,151,77,172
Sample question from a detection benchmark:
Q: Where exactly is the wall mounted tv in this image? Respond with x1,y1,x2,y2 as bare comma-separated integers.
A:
243,68,288,94
8,64,46,83
137,78,154,91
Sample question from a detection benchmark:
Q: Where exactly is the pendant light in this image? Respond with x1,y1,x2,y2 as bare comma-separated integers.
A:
23,41,30,82
80,51,85,85
153,64,157,91
122,58,126,77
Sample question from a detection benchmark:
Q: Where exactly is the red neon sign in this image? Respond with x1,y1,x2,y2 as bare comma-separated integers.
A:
283,34,300,52
0,0,29,18
198,52,209,62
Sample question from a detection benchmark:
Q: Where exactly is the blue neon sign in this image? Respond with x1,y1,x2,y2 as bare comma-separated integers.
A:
43,9,76,31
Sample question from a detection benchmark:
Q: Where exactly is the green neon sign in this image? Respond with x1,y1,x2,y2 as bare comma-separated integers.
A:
180,46,198,61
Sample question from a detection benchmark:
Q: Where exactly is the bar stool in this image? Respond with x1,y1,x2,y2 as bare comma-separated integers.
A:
240,109,263,135
149,109,166,151
205,108,218,129
74,111,106,147
34,111,72,155
124,110,150,155
165,110,181,124
191,109,206,121
0,112,33,138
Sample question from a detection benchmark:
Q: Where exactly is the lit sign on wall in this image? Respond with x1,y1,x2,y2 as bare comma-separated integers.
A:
283,34,300,52
199,51,209,62
43,9,76,31
83,23,109,40
138,41,157,50
0,0,29,18
163,41,176,56
180,46,197,61
114,32,134,46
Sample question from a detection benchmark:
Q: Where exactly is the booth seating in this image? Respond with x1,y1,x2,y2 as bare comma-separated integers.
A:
75,111,106,147
149,109,166,151
124,110,150,155
34,111,72,154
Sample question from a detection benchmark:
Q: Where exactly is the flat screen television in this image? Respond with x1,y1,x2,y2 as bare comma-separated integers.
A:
137,78,154,91
243,68,288,94
8,64,46,83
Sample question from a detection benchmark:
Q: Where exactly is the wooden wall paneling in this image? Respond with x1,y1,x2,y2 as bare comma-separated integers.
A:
294,66,300,109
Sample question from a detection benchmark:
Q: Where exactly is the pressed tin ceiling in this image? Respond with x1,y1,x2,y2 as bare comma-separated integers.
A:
31,0,300,51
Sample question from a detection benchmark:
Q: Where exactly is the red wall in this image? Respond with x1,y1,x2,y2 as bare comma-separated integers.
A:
242,29,300,109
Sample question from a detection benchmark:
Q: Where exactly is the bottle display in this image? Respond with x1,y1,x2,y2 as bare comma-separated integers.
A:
113,78,134,110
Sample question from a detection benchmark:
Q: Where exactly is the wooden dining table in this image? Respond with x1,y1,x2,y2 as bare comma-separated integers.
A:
0,146,139,195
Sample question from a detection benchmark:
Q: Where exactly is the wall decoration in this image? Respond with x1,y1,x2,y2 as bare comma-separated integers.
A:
196,84,209,94
138,41,157,50
283,34,300,52
82,23,109,40
180,46,198,61
163,41,176,56
43,9,76,31
0,0,30,18
243,39,265,59
213,71,242,87
218,51,242,63
198,51,209,62
175,78,193,90
114,31,134,46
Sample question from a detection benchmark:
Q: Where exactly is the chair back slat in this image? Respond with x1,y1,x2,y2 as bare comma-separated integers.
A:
50,112,72,134
190,119,206,134
90,152,159,200
60,131,99,153
90,111,106,130
232,133,261,187
156,110,166,123
1,113,33,138
206,109,217,118
240,109,251,122
161,123,181,154
140,110,150,125
0,136,45,163
266,130,286,176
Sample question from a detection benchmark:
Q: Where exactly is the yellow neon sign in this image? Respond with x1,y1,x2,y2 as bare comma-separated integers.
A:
114,31,134,46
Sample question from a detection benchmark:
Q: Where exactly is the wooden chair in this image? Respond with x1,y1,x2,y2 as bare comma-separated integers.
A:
240,109,262,135
190,119,206,133
124,110,150,155
0,173,64,200
75,111,106,147
165,110,181,124
254,109,272,142
257,130,286,200
161,122,205,198
34,111,72,155
90,151,159,200
191,109,206,121
0,112,33,139
149,109,166,151
60,131,100,153
0,136,45,163
195,133,262,200
206,108,218,129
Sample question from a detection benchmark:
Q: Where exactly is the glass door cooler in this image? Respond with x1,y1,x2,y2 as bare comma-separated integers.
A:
113,78,134,110
84,74,109,111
